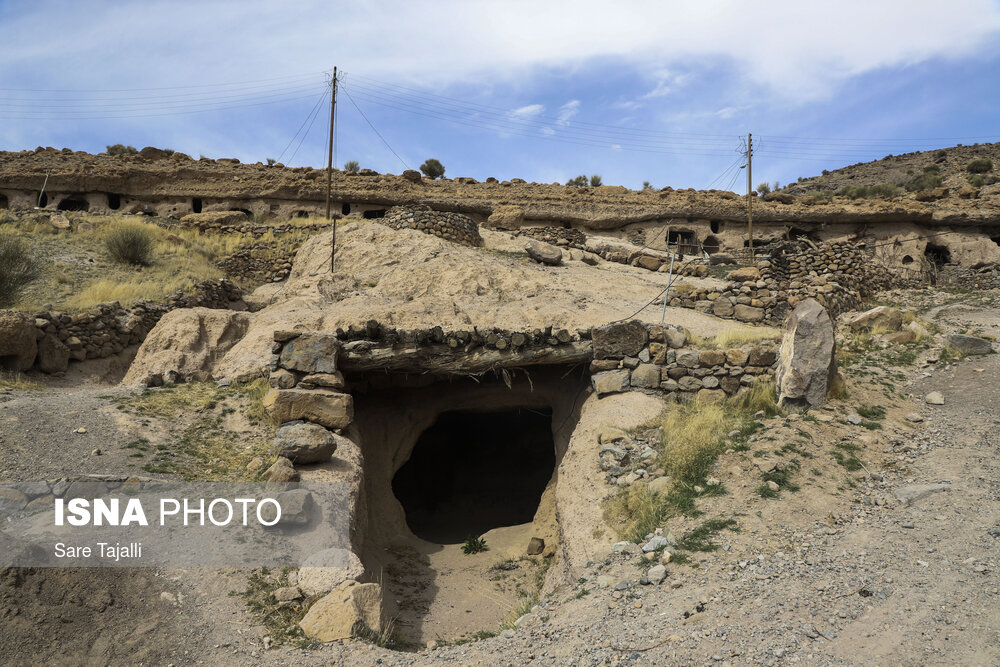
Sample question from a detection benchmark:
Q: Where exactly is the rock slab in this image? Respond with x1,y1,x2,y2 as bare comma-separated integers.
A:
775,299,837,408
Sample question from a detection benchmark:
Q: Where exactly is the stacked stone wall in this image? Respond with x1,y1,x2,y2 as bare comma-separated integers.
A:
380,205,483,247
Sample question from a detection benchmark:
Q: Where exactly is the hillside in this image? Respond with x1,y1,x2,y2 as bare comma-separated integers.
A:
781,141,1000,198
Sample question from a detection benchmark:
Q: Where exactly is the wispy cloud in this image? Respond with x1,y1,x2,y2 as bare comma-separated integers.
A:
509,104,545,118
557,100,580,125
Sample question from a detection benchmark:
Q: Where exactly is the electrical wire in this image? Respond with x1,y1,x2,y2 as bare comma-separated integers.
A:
287,87,328,165
340,85,409,170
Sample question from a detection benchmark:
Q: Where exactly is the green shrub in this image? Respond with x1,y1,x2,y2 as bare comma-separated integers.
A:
905,173,943,192
967,173,996,187
923,164,940,174
642,181,653,190
756,182,771,195
966,157,993,174
106,144,138,156
419,158,445,179
821,169,830,176
461,536,488,555
0,232,43,307
934,150,947,160
343,160,359,173
105,222,154,265
589,174,603,187
566,174,588,187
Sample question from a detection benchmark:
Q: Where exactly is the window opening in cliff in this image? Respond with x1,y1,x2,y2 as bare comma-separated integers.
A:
341,203,351,215
902,255,914,265
36,192,48,208
105,193,121,210
702,235,720,254
668,230,696,254
392,408,555,544
232,208,252,218
710,220,721,233
57,197,89,212
294,210,309,218
924,244,951,268
191,198,202,213
0,194,7,209
362,209,386,219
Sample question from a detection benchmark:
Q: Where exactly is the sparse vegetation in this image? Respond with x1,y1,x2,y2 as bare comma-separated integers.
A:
343,160,360,172
837,183,902,200
756,182,771,195
566,174,589,187
420,158,446,180
233,567,314,649
605,381,780,542
0,231,43,307
589,174,602,187
905,172,943,192
105,221,154,265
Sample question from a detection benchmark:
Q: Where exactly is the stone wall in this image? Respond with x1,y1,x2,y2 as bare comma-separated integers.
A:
587,320,776,403
380,205,483,247
217,241,296,284
9,279,242,373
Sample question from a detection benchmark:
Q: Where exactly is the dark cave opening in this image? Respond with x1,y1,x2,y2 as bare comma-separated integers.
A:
57,197,89,212
924,243,951,268
392,408,556,544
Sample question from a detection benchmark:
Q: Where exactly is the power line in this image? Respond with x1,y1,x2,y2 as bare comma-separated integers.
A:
0,71,325,94
340,85,409,170
278,87,329,164
287,87,328,165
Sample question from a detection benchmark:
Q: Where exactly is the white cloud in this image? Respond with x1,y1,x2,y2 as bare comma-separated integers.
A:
509,104,545,118
557,100,581,125
2,0,997,102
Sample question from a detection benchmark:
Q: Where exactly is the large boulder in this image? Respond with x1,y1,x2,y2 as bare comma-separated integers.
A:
298,549,365,596
727,266,761,282
485,204,525,229
0,311,38,371
273,421,340,463
36,334,69,373
592,320,648,359
299,581,383,642
525,241,563,266
122,308,252,384
263,389,354,429
848,306,902,333
775,299,838,408
946,334,993,356
278,334,340,374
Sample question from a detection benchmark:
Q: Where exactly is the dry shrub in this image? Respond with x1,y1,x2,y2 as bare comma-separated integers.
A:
711,325,781,348
0,231,43,307
660,402,731,484
105,221,154,265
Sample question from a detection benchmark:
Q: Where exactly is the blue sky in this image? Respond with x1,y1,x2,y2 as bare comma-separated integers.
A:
2,0,1000,190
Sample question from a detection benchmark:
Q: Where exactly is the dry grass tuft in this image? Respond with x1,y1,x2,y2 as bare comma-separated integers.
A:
712,325,782,348
0,372,44,391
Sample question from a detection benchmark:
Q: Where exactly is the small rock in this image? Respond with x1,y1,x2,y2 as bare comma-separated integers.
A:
75,427,87,434
904,413,924,423
647,564,667,584
924,391,945,405
91,448,101,456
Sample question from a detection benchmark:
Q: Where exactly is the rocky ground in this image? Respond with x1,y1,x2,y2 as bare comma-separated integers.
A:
1,289,998,665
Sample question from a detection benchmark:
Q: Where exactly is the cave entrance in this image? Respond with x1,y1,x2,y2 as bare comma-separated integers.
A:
192,197,203,213
362,208,386,219
36,192,48,207
0,194,7,209
341,202,352,215
702,235,721,254
392,407,555,544
57,197,89,211
106,193,121,210
924,243,951,268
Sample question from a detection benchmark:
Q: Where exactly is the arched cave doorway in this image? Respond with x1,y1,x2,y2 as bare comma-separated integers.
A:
192,198,203,214
702,235,721,254
106,193,121,210
362,209,386,219
232,208,252,218
0,194,7,209
924,243,951,268
294,210,309,218
902,255,914,265
341,202,352,215
710,220,722,233
57,197,89,212
392,408,556,544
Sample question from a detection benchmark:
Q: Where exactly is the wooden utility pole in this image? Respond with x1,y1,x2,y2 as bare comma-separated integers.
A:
746,132,754,263
326,67,338,271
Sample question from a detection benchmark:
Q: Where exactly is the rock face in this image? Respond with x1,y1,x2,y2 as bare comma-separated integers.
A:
592,369,630,396
592,320,648,359
122,308,251,384
299,581,383,642
525,241,563,266
727,266,761,282
0,310,38,371
848,305,902,333
775,299,838,408
485,204,525,229
263,388,354,429
36,334,69,373
273,421,340,463
298,549,366,596
278,334,340,374
946,333,993,356
179,211,247,228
